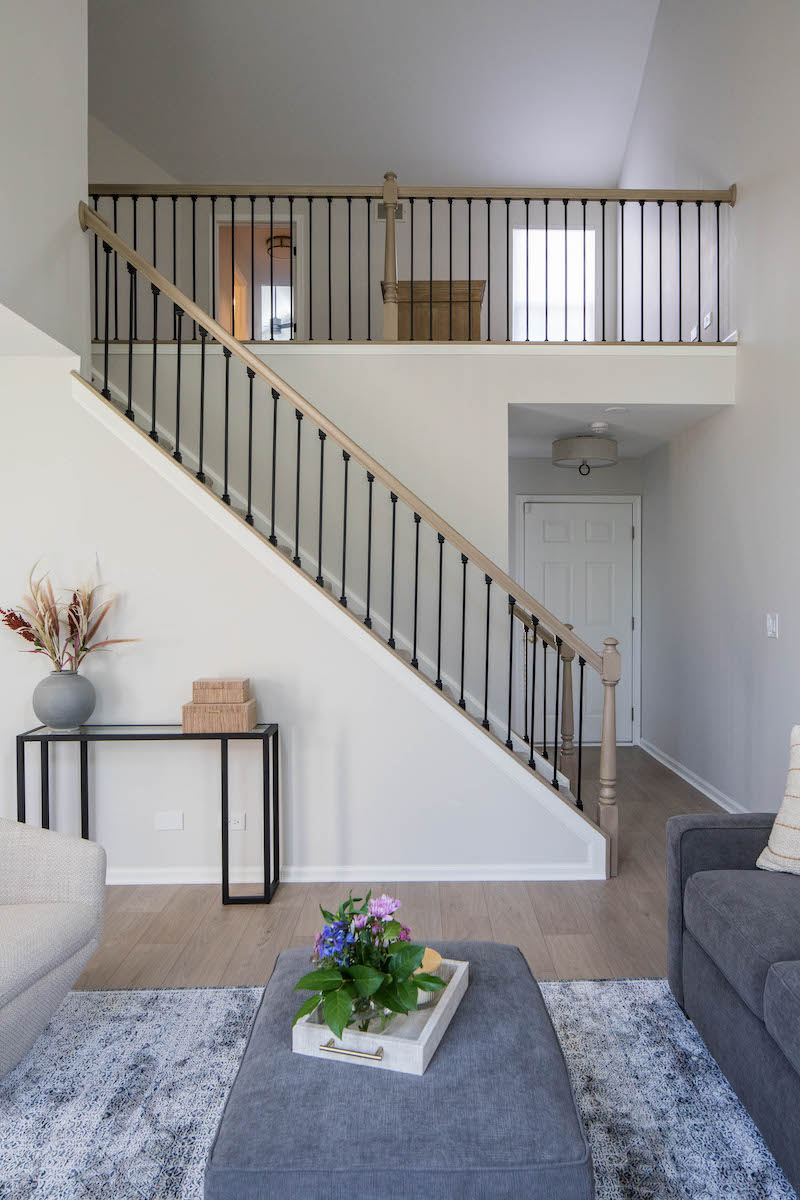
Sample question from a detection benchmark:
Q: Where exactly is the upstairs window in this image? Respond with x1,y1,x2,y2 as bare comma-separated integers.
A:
512,226,596,342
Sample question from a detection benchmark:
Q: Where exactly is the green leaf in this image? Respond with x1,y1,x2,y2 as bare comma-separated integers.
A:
346,965,386,997
414,973,447,992
388,944,426,978
319,908,337,923
373,982,409,1015
294,968,343,992
382,920,404,940
396,977,419,1011
323,987,354,1039
292,994,322,1026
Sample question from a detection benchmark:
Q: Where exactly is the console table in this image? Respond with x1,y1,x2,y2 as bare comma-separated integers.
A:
15,723,279,905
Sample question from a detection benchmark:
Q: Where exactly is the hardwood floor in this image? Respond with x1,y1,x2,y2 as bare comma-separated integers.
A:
75,747,719,990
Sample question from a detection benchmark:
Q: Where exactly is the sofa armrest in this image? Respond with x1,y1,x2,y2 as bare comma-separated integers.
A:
0,818,106,924
666,811,775,1009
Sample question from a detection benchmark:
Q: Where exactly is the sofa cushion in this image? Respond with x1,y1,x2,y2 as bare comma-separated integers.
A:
683,870,800,1017
0,902,98,1007
764,961,800,1075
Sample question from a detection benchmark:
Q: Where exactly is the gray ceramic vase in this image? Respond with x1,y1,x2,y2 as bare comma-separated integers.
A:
32,670,96,731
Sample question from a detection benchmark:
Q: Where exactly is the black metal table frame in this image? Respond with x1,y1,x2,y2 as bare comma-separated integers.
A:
15,723,279,904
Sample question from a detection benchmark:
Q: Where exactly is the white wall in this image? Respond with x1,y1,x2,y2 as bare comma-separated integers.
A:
0,0,89,357
89,117,178,186
0,338,606,881
620,0,800,811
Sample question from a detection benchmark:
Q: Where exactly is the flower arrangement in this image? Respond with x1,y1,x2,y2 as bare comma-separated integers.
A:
1,566,136,671
293,892,446,1038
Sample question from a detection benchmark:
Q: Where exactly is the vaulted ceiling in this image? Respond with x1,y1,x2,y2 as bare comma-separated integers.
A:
89,0,660,186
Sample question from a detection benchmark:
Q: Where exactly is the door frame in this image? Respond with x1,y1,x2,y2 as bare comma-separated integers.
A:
514,493,642,746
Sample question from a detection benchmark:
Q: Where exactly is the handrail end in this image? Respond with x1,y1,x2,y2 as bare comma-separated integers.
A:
78,200,90,231
728,182,737,206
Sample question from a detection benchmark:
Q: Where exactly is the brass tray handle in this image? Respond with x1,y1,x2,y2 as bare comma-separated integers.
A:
319,1038,384,1062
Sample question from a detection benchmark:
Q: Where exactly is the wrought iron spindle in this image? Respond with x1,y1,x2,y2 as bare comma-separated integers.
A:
150,282,159,441
544,199,549,341
640,199,645,342
197,328,207,482
269,388,279,544
92,194,99,341
601,198,606,342
697,200,702,342
436,533,444,688
715,201,721,342
505,198,511,341
429,198,434,341
270,197,275,342
245,367,255,523
620,199,626,342
412,513,421,667
210,196,216,320
316,430,326,584
410,197,415,340
112,195,119,341
340,451,350,605
101,242,111,398
522,623,529,742
677,199,683,342
552,637,562,787
125,263,135,419
347,197,352,341
191,195,197,340
364,472,374,627
576,656,585,810
467,197,472,341
448,198,453,341
229,196,236,336
482,575,491,729
173,306,183,462
222,348,231,503
388,492,397,647
486,198,491,340
524,197,530,342
289,196,295,340
308,197,313,341
658,200,663,343
293,409,303,565
528,618,538,769
563,199,568,342
582,199,587,342
505,596,516,748
327,196,332,341
172,195,178,337
459,554,468,708
250,196,255,341
541,639,549,760
366,196,371,342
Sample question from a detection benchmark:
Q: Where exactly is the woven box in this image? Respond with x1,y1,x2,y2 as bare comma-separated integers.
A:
182,698,257,733
192,678,251,704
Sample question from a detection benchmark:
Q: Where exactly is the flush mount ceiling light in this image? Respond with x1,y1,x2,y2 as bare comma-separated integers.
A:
552,434,618,476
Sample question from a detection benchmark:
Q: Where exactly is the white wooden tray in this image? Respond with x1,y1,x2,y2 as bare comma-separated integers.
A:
292,958,469,1075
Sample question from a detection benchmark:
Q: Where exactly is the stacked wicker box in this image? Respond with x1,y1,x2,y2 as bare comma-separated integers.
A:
182,678,257,733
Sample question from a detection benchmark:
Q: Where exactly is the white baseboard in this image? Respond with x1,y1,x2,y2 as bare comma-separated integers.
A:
106,860,605,885
639,739,747,814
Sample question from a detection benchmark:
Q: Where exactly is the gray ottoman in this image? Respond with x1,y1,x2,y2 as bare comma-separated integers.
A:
205,940,594,1199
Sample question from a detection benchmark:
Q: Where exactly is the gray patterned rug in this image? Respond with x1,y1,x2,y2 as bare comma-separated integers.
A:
0,980,795,1199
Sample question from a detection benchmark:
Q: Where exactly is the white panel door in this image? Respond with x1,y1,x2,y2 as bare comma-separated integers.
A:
523,500,634,744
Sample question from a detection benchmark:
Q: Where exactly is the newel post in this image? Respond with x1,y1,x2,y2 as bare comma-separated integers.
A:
599,636,621,877
382,170,399,341
559,626,577,792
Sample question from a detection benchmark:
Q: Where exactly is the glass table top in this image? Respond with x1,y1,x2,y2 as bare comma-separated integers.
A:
21,723,273,739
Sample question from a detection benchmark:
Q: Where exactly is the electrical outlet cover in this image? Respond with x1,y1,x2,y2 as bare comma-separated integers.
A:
229,811,247,831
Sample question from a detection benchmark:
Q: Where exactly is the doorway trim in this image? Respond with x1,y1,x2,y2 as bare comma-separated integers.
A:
514,493,642,746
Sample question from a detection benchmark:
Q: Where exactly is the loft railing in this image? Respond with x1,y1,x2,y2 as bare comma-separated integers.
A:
80,201,627,875
88,173,736,347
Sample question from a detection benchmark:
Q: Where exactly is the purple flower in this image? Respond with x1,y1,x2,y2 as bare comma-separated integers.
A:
368,894,401,920
397,924,411,942
353,914,368,929
312,931,323,955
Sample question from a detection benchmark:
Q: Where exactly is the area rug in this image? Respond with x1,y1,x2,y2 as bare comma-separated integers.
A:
0,980,795,1199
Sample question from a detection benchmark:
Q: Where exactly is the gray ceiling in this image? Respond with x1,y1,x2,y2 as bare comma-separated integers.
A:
89,0,660,186
508,401,726,458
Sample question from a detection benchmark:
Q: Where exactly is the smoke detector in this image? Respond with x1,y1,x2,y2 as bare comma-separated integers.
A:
552,434,618,477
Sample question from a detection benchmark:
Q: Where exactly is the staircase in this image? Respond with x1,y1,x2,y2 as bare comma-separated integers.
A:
80,201,621,878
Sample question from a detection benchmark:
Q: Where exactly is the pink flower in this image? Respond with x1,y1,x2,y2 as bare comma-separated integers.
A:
397,924,411,942
312,931,323,955
353,914,368,930
368,894,401,921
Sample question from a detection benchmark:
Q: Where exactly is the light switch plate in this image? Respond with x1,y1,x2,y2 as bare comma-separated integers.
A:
767,612,779,639
703,311,713,329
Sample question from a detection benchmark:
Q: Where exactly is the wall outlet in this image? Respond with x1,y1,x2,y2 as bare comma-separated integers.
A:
155,810,184,831
703,311,713,330
766,612,779,639
229,811,247,831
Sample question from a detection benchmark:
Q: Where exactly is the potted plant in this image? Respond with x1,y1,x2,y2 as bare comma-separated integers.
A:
1,567,137,731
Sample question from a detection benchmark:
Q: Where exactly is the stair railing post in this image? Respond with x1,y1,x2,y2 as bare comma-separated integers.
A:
559,625,577,792
599,636,621,877
382,171,399,342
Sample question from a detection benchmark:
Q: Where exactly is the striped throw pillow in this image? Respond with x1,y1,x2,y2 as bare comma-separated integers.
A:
757,726,800,875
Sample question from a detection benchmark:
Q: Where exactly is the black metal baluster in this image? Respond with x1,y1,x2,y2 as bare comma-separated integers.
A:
436,533,445,687
412,513,421,667
245,367,255,523
448,198,453,341
125,263,135,419
229,195,236,336
544,199,549,341
173,306,183,462
316,430,326,584
366,196,371,342
388,492,397,646
528,618,538,769
522,623,529,743
576,657,585,810
658,200,663,343
222,348,231,503
601,198,606,342
715,200,721,342
640,199,645,342
211,196,216,320
582,199,587,342
293,410,303,565
541,639,548,760
92,194,99,341
269,388,279,544
270,196,275,342
563,198,568,341
347,196,352,341
308,197,313,341
340,452,350,605
505,596,515,748
429,197,434,341
289,196,295,340
459,553,468,708
467,197,472,340
327,196,332,341
620,199,626,342
172,195,178,338
151,196,158,332
191,195,196,340
524,197,530,342
197,328,207,482
250,196,256,341
505,197,511,341
482,576,491,729
552,637,562,787
410,196,415,341
149,282,159,441
486,198,491,340
112,194,119,340
101,242,111,397
364,472,374,627
677,200,683,342
697,200,702,342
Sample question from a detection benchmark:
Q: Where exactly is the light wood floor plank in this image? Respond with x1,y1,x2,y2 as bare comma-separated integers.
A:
485,882,556,980
439,883,492,940
545,933,612,980
164,902,256,988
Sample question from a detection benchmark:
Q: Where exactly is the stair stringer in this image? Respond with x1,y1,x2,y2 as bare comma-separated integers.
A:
72,370,609,880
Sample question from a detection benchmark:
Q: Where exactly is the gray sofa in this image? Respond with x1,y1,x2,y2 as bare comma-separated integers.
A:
668,812,800,1193
0,817,106,1078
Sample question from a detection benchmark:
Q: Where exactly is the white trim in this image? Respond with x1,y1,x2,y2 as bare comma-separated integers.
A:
513,493,641,745
639,739,747,814
106,859,605,885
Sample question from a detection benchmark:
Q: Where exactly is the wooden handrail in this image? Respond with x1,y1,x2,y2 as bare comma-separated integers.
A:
88,184,383,199
79,200,603,673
